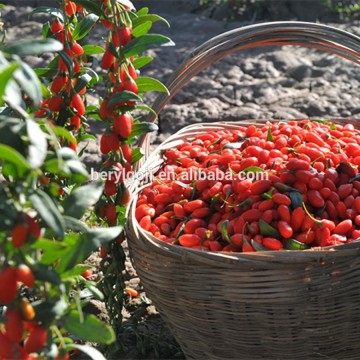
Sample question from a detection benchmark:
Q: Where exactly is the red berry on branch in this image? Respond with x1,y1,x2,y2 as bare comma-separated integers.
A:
65,1,77,16
71,94,85,116
5,308,24,343
70,116,81,131
105,180,117,196
115,26,132,46
50,20,64,34
120,63,137,82
71,42,84,56
12,222,29,248
51,75,68,94
100,133,120,154
113,113,134,139
0,266,18,304
102,49,115,70
122,143,132,163
0,331,14,358
24,327,47,354
48,96,63,112
16,264,35,288
104,204,117,221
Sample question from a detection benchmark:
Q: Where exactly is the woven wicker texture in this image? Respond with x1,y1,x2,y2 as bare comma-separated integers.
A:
126,22,360,359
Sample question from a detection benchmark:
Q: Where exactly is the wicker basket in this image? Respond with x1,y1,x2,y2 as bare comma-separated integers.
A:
126,22,360,359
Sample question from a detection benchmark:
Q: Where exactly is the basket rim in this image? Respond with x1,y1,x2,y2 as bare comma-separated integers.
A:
127,118,360,264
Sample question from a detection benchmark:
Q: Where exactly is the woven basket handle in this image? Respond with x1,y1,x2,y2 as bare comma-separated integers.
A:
139,21,360,155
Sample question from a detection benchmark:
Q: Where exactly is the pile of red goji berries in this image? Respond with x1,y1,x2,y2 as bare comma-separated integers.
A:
136,120,360,252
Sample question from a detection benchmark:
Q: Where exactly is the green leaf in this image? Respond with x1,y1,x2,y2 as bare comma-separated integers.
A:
72,0,105,17
34,67,59,78
132,21,152,38
136,7,149,16
82,45,104,55
0,144,30,177
74,73,92,93
132,14,170,28
42,21,51,39
251,239,270,251
266,126,273,141
3,39,63,57
133,104,157,117
284,238,309,250
26,119,47,169
73,14,99,41
274,182,299,193
66,344,106,360
0,62,20,105
29,6,64,21
131,148,144,164
135,77,169,94
131,122,158,137
32,262,62,285
259,219,280,238
29,189,65,238
63,216,89,232
132,56,153,69
290,191,303,210
242,166,265,173
56,227,122,273
221,220,230,242
60,265,91,279
63,310,115,344
58,51,74,74
108,91,142,107
123,34,174,58
62,182,104,219
33,297,68,323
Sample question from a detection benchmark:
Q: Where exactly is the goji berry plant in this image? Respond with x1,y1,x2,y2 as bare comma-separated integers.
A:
0,0,174,358
137,120,360,252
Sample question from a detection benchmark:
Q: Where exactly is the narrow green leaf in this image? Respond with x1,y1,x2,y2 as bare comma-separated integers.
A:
290,191,303,210
72,0,105,17
251,239,270,251
42,21,51,39
284,238,309,250
29,6,64,22
132,14,170,28
136,7,149,16
123,34,174,58
62,182,104,219
63,216,89,232
266,126,273,141
29,189,65,238
3,39,63,57
0,62,20,105
132,56,153,69
108,91,142,107
56,227,122,272
274,182,299,193
135,76,169,94
33,297,67,322
0,144,30,177
63,310,115,344
242,166,265,173
34,67,59,77
72,14,99,41
132,21,152,38
221,220,230,242
259,219,280,238
131,148,144,164
26,119,47,169
131,122,158,137
32,262,62,285
58,51,74,74
74,73,92,93
134,104,157,117
82,45,104,55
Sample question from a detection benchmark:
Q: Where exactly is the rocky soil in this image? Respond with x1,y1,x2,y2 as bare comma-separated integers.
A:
3,2,360,358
